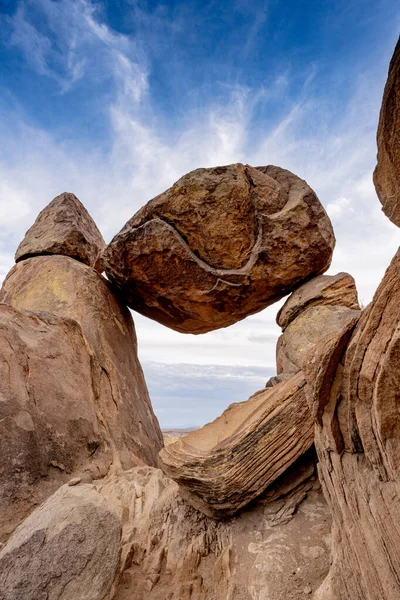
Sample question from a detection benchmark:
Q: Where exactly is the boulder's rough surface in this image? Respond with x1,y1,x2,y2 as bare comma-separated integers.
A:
0,304,114,541
0,484,121,600
15,192,105,268
373,38,400,227
101,164,335,334
277,272,360,330
303,40,400,599
304,249,400,600
159,372,314,518
276,305,360,376
96,465,331,600
0,255,163,473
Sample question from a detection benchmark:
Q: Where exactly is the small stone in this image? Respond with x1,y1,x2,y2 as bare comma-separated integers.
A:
303,584,312,594
68,477,82,486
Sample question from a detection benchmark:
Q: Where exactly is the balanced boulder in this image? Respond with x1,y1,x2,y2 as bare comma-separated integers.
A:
101,164,335,334
15,192,105,268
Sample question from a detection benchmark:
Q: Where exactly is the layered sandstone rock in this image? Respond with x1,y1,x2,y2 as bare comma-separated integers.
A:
0,484,121,600
102,164,335,334
0,304,114,540
277,272,360,330
373,37,400,227
159,372,314,518
0,255,163,471
304,40,400,600
95,464,331,600
15,192,105,268
305,250,400,600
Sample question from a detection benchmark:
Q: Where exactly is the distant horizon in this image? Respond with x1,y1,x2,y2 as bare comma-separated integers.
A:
1,0,399,427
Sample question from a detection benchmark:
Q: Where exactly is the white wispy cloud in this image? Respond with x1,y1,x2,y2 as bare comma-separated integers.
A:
0,1,399,427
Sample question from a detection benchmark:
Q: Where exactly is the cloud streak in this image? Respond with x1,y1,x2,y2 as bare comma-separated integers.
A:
0,0,399,425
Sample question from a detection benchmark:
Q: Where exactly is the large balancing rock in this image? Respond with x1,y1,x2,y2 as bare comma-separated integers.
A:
0,255,163,471
0,304,113,540
373,37,400,227
159,372,314,518
102,164,335,334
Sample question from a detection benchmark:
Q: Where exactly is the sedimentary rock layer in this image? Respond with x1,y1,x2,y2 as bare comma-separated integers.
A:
305,38,400,599
307,249,400,600
159,372,314,518
0,255,163,471
15,192,105,268
373,37,400,227
96,465,331,600
102,164,335,334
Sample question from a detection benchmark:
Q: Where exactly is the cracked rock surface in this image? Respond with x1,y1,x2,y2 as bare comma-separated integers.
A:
15,192,105,269
101,163,335,334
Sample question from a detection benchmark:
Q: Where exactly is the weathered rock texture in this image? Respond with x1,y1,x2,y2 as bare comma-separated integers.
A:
0,304,114,540
96,465,331,600
15,192,105,268
305,250,400,600
276,305,360,376
0,255,163,539
159,372,314,518
302,40,400,600
0,255,163,470
0,484,121,600
277,272,360,330
102,164,335,334
373,37,400,227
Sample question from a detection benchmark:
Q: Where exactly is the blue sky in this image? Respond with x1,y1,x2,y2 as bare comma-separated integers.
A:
0,0,399,427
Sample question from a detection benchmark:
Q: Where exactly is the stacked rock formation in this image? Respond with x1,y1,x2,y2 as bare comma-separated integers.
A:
102,164,335,333
2,36,400,597
0,193,163,539
159,272,360,518
276,273,361,376
301,37,400,600
0,165,338,599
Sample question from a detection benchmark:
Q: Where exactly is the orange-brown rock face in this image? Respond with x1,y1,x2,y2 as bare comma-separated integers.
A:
304,40,400,600
305,250,400,600
373,37,400,227
0,255,163,474
101,164,335,334
277,272,360,330
276,305,360,376
15,192,105,268
159,372,314,518
0,304,113,540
